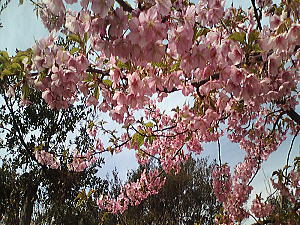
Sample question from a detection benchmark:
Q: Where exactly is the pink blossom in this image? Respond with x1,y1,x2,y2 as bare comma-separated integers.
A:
43,0,66,16
251,197,273,218
91,0,114,18
155,0,172,16
35,150,60,169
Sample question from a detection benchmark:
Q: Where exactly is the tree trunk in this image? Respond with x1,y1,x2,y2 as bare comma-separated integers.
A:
19,174,38,225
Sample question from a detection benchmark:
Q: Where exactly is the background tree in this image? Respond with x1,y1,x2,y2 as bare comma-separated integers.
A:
1,0,300,224
101,157,222,225
0,48,107,224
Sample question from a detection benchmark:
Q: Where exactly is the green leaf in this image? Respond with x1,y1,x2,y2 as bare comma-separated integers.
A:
248,30,260,44
171,106,180,113
93,87,100,99
185,134,192,142
144,122,154,128
116,60,131,70
22,84,30,99
228,32,246,43
103,79,113,87
132,132,145,149
11,62,22,72
152,61,165,68
88,121,94,129
1,69,13,77
19,0,24,5
84,32,88,43
87,189,95,198
170,61,180,72
68,34,82,43
75,190,87,207
252,43,262,52
70,47,79,55
146,135,155,145
0,51,9,58
276,23,286,35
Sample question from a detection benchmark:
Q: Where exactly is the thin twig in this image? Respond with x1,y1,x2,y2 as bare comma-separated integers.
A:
217,138,222,166
248,163,261,186
251,0,262,30
285,129,300,175
266,111,286,139
116,0,133,12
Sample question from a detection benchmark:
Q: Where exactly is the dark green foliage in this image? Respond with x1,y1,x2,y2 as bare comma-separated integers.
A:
102,157,221,225
0,49,105,224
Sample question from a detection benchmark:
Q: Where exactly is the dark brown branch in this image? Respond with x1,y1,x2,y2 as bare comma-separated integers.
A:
253,219,275,225
286,109,300,125
131,124,191,138
217,138,222,166
247,163,261,186
152,125,177,133
191,73,220,88
251,0,263,30
138,148,160,161
266,111,285,138
157,73,220,95
286,129,300,174
86,67,109,77
157,87,178,93
171,144,185,162
31,67,109,79
116,0,133,12
191,73,220,98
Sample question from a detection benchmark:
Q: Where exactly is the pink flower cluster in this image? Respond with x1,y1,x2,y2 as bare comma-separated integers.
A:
33,34,89,109
35,150,60,169
212,164,232,203
67,149,97,172
196,0,225,26
97,169,165,214
271,167,300,205
251,197,273,218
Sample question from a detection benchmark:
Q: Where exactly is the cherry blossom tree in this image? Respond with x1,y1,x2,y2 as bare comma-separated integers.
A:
2,0,300,223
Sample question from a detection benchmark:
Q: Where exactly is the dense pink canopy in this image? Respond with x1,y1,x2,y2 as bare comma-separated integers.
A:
14,0,300,223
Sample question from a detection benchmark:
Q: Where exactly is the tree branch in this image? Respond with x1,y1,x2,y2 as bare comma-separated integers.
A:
217,138,222,166
116,0,133,12
285,128,299,174
191,73,220,88
3,95,33,160
251,0,263,30
86,67,109,77
286,109,300,125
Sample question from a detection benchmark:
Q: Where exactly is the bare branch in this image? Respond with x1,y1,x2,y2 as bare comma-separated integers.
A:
217,138,222,166
116,0,133,12
251,0,263,30
286,128,300,173
286,109,300,125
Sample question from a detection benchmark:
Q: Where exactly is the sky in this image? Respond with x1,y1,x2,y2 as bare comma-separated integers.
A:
0,0,298,223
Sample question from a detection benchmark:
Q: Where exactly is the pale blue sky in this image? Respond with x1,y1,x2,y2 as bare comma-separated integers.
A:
0,1,298,223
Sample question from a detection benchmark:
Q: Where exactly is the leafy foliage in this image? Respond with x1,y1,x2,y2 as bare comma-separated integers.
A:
101,158,221,225
0,49,106,224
